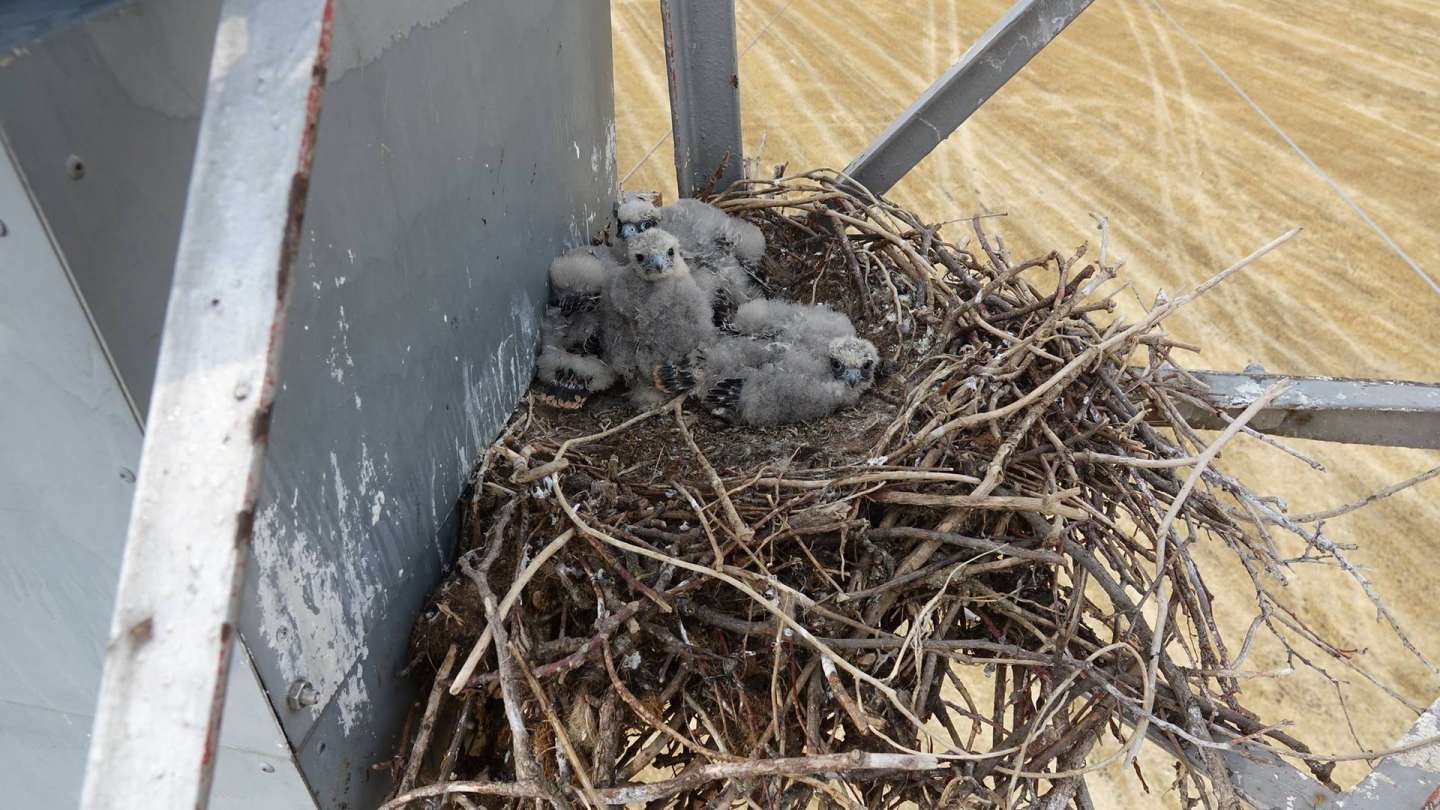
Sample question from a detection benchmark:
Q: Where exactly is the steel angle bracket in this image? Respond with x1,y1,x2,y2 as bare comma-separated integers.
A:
843,0,1095,197
1164,369,1440,450
80,1,334,808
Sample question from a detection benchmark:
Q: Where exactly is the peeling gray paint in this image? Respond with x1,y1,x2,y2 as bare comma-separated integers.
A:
236,2,617,807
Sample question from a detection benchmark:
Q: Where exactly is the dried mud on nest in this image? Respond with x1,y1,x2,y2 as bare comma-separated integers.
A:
387,170,1433,809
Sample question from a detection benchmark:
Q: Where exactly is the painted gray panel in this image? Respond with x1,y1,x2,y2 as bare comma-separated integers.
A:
0,0,221,416
237,2,618,807
0,135,310,808
0,0,126,52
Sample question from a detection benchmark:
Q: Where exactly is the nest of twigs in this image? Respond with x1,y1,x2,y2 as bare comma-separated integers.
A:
383,170,1423,809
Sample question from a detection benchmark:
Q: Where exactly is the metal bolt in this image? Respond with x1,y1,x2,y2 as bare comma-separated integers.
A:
119,468,136,483
287,679,318,711
65,155,86,180
259,762,275,774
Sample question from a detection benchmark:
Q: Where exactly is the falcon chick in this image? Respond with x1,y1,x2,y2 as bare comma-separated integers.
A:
699,334,880,426
614,198,660,244
659,198,766,326
536,346,618,410
731,298,856,350
545,249,615,355
659,198,765,268
601,228,717,409
537,249,621,409
617,197,766,328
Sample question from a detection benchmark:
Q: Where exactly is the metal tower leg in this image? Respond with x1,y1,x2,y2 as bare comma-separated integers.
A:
79,1,334,807
661,0,744,198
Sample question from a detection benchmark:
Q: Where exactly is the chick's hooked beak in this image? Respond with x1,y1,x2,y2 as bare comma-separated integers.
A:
841,367,864,386
642,253,668,274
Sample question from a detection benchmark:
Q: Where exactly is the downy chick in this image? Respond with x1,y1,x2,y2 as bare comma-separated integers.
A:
545,249,618,355
701,335,880,426
612,198,661,264
618,197,763,328
659,198,765,325
537,249,621,409
601,228,716,409
535,345,618,410
659,198,765,268
731,298,856,350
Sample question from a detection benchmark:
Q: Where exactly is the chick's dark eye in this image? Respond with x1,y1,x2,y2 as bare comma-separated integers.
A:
667,248,675,257
634,254,644,263
863,360,874,370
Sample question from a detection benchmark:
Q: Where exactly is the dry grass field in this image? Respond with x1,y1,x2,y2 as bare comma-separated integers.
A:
612,1,1440,805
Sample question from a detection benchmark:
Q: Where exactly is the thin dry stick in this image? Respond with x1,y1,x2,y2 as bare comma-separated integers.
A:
673,401,754,546
1127,380,1289,766
918,227,1300,449
399,643,458,795
456,503,543,787
451,528,577,695
1291,464,1440,523
513,643,604,808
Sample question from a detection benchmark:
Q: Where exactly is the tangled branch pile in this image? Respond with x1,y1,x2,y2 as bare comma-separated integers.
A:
387,170,1424,808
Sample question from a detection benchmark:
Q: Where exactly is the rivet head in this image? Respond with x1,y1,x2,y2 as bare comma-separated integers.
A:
259,762,275,774
287,679,318,710
119,468,136,483
66,155,86,180
233,381,251,400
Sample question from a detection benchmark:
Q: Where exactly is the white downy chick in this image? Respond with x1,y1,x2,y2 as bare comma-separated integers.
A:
616,197,759,328
731,298,856,351
600,228,717,408
544,248,619,357
700,335,880,426
536,345,618,410
659,198,765,267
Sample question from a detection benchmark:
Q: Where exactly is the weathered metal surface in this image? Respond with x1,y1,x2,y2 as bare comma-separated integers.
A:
0,130,311,808
0,0,223,417
1174,370,1440,449
661,0,743,197
1221,744,1334,810
233,2,618,807
0,0,127,52
79,0,335,806
1325,699,1440,809
843,0,1094,196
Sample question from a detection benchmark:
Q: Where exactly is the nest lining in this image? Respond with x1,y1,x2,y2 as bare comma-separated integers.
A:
386,170,1423,809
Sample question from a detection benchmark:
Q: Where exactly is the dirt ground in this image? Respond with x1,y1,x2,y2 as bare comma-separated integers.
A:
611,1,1440,806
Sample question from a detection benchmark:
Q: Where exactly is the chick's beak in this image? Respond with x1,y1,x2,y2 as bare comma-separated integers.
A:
644,254,667,274
841,367,863,386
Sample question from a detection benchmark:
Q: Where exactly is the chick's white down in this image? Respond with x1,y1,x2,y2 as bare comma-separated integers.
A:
617,197,764,327
540,200,876,424
698,334,879,426
601,228,716,407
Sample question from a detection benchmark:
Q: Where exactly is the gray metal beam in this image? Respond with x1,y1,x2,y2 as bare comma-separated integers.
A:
79,0,334,807
1170,370,1440,450
1325,698,1440,809
843,0,1094,196
660,0,743,197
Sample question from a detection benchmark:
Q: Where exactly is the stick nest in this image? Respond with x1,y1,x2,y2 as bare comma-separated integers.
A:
387,170,1402,809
